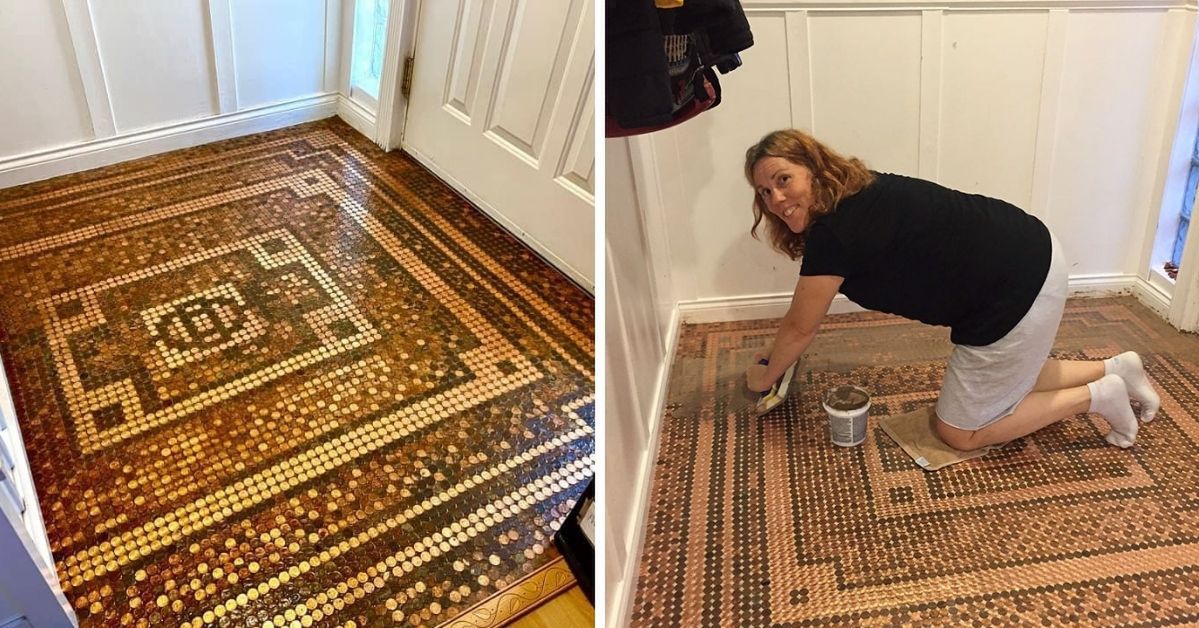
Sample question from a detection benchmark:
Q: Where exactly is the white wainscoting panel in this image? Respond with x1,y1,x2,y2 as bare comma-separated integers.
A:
0,2,343,187
1048,11,1168,276
605,139,674,628
0,95,337,189
646,5,1193,308
667,12,798,302
230,0,328,109
61,0,115,139
90,0,217,133
939,12,1048,209
0,2,93,157
208,0,238,114
809,12,923,174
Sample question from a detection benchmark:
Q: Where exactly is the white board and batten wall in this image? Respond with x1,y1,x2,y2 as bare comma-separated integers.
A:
0,0,342,189
631,0,1199,324
604,137,677,628
607,2,1199,626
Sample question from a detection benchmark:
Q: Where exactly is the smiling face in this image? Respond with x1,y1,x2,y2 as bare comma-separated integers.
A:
751,156,816,234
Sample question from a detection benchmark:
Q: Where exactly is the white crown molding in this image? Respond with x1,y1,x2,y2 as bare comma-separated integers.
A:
0,93,338,189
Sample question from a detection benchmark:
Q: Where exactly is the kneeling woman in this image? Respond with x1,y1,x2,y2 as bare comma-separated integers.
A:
742,129,1160,450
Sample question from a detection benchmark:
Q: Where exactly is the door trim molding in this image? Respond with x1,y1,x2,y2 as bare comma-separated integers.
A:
375,0,421,150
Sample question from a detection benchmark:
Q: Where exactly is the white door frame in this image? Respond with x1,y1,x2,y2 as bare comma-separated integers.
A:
375,0,421,150
1169,174,1199,331
1165,17,1199,332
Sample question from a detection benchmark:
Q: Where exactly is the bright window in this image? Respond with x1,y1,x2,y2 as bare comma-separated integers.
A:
350,0,389,106
1173,132,1198,269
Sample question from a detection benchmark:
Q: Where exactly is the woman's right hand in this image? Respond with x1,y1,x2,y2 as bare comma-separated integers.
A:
752,344,772,365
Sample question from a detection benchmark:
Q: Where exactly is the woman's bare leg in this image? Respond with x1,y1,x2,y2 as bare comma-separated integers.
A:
936,387,1089,450
936,374,1138,451
1031,359,1104,392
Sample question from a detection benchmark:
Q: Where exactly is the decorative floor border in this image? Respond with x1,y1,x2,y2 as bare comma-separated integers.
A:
441,555,579,627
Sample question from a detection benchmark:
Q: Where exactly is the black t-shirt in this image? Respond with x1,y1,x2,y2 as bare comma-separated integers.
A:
799,172,1051,346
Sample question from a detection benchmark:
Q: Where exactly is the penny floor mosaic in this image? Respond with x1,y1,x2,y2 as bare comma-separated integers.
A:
0,118,594,627
631,297,1199,625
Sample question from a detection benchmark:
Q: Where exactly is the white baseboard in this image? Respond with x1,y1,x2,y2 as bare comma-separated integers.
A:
678,273,1149,324
402,147,595,294
1065,272,1139,296
1134,274,1172,318
335,94,378,143
679,292,862,324
0,94,339,190
608,308,680,628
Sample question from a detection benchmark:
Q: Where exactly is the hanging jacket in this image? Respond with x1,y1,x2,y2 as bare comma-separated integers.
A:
606,0,753,137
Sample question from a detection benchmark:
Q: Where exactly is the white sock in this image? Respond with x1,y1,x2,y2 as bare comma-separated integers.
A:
1088,374,1138,448
1104,351,1160,422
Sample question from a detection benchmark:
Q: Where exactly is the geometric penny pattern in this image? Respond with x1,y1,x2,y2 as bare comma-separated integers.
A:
631,298,1199,625
0,118,593,626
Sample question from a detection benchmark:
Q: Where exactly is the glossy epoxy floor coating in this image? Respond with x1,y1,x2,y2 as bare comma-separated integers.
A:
0,119,594,626
632,298,1199,626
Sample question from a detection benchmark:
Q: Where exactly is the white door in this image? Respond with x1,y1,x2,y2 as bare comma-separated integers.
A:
403,0,595,291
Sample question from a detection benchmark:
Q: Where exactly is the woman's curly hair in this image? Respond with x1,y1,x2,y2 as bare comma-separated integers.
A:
744,130,875,259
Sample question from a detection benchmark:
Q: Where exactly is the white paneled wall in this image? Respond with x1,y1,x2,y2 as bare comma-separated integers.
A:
938,12,1047,207
0,2,93,158
640,3,1198,315
230,0,329,109
1052,12,1170,274
0,0,342,188
605,138,675,627
91,0,218,131
809,12,923,174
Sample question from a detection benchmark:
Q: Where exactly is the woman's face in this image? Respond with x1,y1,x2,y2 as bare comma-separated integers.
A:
751,156,814,234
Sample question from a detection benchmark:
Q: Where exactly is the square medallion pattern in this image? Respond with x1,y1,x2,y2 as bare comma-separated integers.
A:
0,119,593,626
632,298,1199,626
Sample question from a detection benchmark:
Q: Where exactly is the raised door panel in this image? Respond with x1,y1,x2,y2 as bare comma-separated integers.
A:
444,0,490,121
404,0,594,287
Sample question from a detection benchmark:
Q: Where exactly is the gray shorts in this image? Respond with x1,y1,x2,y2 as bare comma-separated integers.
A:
935,232,1068,431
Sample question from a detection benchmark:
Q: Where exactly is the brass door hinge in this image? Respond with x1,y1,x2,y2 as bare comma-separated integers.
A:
401,56,415,99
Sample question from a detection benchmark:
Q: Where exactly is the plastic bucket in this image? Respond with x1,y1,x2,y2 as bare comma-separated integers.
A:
823,385,870,447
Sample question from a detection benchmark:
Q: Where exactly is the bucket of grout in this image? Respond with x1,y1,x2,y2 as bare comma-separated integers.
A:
823,385,870,447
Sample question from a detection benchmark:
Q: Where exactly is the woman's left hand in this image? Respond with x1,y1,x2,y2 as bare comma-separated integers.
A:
745,363,773,393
